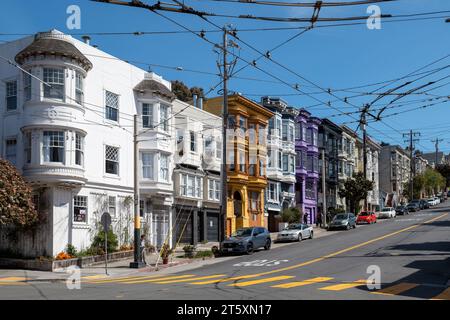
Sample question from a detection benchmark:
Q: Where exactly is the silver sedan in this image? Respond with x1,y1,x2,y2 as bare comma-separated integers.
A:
276,223,314,242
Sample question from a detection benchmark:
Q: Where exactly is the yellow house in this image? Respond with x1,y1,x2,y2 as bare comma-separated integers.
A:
204,94,274,236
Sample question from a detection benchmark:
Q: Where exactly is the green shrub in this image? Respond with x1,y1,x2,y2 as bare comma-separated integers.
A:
66,244,77,257
194,250,214,259
90,227,118,254
281,207,301,223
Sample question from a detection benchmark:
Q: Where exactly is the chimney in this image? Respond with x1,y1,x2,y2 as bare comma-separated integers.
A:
198,97,203,110
82,35,91,45
192,94,198,108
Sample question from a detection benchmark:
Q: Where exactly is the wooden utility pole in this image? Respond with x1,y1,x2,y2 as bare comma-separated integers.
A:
431,138,444,167
403,130,420,201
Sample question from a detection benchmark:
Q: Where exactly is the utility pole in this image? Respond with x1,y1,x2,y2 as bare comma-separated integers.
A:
219,27,229,247
360,106,368,211
321,148,327,228
130,115,145,268
431,138,444,168
403,130,420,201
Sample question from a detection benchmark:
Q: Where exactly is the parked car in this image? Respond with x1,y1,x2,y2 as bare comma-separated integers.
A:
328,213,357,230
396,205,410,215
405,203,419,212
377,207,396,219
409,199,423,210
221,227,271,255
427,198,437,206
276,223,313,242
420,199,430,209
434,196,441,205
357,211,377,224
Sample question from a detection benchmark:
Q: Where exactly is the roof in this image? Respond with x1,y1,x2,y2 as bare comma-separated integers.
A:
15,32,92,71
134,79,175,101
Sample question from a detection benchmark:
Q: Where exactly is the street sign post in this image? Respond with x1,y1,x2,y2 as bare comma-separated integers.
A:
101,212,111,275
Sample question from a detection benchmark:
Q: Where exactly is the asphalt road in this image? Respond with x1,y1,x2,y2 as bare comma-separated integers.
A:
1,204,450,300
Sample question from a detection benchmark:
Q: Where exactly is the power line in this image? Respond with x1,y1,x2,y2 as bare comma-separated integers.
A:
191,0,397,8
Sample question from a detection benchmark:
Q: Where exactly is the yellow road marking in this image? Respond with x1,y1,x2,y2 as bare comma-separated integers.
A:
0,281,27,286
86,274,164,284
372,282,419,296
0,277,27,282
224,213,448,280
319,279,366,291
82,275,108,280
189,274,259,285
431,287,450,300
228,276,295,287
271,277,333,289
123,274,196,284
155,274,226,284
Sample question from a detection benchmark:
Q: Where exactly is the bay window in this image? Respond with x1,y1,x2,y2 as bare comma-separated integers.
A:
43,131,65,163
180,174,187,196
259,125,266,145
142,152,154,179
75,133,84,167
23,71,31,101
160,104,169,132
24,132,31,164
142,103,153,128
160,154,169,182
43,68,65,100
75,72,84,105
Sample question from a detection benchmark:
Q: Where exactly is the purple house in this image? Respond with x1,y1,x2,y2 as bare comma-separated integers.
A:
295,109,321,224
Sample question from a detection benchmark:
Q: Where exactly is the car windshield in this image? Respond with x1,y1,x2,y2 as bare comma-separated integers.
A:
382,208,391,212
334,214,347,220
359,212,370,216
286,224,302,230
397,206,405,209
232,228,253,237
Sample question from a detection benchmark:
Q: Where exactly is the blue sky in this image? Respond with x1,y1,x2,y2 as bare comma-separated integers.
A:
1,0,449,153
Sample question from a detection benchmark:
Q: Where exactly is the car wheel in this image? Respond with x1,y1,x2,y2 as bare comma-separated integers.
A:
346,224,351,230
310,231,314,239
246,243,254,255
264,239,271,250
298,234,303,242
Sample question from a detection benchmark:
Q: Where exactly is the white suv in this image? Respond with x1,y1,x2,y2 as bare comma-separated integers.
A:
378,207,396,219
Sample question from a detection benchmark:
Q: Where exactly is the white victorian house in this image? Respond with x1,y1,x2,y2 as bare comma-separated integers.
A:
0,30,175,257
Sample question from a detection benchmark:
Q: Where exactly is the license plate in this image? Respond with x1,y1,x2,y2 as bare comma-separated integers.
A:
227,248,232,252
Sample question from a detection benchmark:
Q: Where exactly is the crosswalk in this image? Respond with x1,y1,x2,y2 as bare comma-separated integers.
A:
84,274,450,300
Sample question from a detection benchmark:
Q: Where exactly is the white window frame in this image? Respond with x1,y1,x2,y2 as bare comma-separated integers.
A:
5,137,17,165
190,131,196,152
105,145,119,175
159,153,169,182
24,132,31,164
6,80,17,111
43,131,65,164
75,71,84,105
43,67,65,101
142,152,154,180
73,195,88,223
105,90,119,122
75,133,84,167
108,196,116,218
159,104,169,132
23,71,31,102
142,103,154,129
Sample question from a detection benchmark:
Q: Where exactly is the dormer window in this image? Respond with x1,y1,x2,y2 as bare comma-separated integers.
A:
43,68,65,101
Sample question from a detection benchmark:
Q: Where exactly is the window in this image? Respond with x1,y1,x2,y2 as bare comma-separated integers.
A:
259,158,266,176
6,81,17,110
295,151,301,167
305,180,315,199
228,148,235,171
278,151,282,169
5,138,17,164
276,119,281,137
196,177,202,198
204,136,213,157
268,183,277,202
208,179,215,200
187,175,195,197
75,72,84,105
238,115,246,136
282,154,288,172
259,125,266,145
160,104,169,132
73,195,87,223
314,156,319,173
215,180,220,200
24,132,31,164
23,72,31,101
289,125,294,142
180,174,187,196
306,154,313,172
290,155,295,173
249,155,257,176
216,139,222,159
306,128,313,145
282,124,288,141
75,133,84,167
239,149,245,172
248,123,256,144
227,115,235,129
249,191,260,211
160,154,169,182
295,122,302,140
105,91,119,121
108,196,116,217
190,131,196,152
142,152,154,179
43,68,64,100
105,145,119,175
43,131,64,163
142,103,153,128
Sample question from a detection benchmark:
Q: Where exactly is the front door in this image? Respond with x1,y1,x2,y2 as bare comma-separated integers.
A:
206,213,218,242
151,211,169,248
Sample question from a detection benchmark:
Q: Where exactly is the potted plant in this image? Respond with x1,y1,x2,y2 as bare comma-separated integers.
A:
160,243,172,264
183,245,196,258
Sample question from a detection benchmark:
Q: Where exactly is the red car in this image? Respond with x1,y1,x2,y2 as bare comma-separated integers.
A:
356,211,377,224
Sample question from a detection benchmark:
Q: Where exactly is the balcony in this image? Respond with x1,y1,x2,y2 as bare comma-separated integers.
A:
23,165,86,187
281,191,295,199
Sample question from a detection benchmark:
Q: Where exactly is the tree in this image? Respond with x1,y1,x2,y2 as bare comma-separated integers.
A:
435,164,450,189
280,207,301,224
171,80,207,103
423,168,445,196
338,172,374,215
0,158,38,228
402,174,425,201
